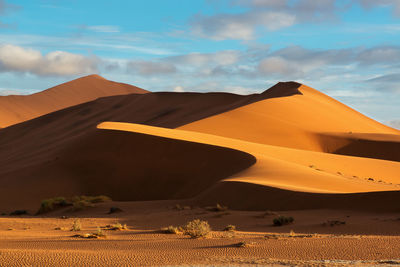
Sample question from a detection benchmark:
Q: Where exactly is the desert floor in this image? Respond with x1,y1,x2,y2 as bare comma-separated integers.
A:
1,200,399,266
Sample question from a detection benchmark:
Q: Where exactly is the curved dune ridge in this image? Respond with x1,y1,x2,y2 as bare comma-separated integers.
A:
180,84,400,161
98,122,400,193
0,74,147,128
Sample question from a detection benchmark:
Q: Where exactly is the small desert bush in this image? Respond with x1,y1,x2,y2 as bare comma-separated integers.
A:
37,197,69,214
71,195,111,211
37,195,111,214
223,225,236,232
71,219,81,231
104,223,128,231
273,216,294,226
160,225,180,234
72,227,106,239
183,219,211,238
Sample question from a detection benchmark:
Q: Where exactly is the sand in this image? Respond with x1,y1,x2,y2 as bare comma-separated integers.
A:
0,74,147,128
1,202,400,266
1,77,400,265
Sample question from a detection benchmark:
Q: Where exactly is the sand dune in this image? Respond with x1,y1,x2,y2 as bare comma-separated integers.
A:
0,74,147,128
180,84,400,161
97,122,400,211
1,77,399,212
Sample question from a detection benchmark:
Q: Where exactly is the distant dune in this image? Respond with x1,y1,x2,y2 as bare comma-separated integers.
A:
0,74,147,128
0,76,399,212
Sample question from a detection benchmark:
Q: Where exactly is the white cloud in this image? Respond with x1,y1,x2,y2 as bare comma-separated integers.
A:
0,44,99,76
173,86,184,92
191,11,296,40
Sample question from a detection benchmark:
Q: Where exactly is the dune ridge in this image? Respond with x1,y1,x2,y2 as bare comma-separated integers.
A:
180,84,400,161
0,74,147,128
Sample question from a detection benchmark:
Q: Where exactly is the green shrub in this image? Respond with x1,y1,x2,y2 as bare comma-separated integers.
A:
37,197,69,214
273,216,294,226
184,219,211,238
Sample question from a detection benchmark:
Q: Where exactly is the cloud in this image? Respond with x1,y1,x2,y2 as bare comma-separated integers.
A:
365,73,400,93
0,0,19,28
357,0,400,17
127,60,176,76
173,86,184,92
386,120,400,129
191,0,342,40
79,25,120,33
0,44,99,76
166,50,239,66
191,11,296,40
0,88,26,96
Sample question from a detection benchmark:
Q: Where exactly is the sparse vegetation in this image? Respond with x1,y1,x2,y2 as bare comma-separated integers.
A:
71,195,111,211
72,227,106,239
37,197,69,214
71,219,81,231
273,216,294,226
10,210,28,216
37,195,111,214
223,225,236,232
160,225,180,234
205,203,227,212
183,219,211,238
104,223,128,231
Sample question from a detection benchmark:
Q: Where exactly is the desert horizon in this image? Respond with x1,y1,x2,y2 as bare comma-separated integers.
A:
1,0,400,266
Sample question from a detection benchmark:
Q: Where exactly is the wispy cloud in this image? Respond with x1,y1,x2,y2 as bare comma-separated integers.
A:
190,0,343,40
79,25,120,33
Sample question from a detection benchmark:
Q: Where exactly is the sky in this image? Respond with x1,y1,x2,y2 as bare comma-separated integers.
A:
0,0,399,128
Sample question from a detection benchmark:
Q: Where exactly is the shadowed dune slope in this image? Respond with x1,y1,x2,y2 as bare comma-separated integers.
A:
0,74,147,128
180,84,400,161
97,122,400,211
0,128,255,211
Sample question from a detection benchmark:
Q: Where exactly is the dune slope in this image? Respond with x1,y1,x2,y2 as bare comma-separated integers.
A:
180,84,400,161
0,74,147,128
97,122,400,211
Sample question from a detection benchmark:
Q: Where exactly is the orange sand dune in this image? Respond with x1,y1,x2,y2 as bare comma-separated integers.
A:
1,79,399,212
180,84,400,161
97,122,400,211
0,74,147,128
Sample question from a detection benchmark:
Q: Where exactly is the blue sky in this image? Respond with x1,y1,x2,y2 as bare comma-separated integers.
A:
0,0,399,128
